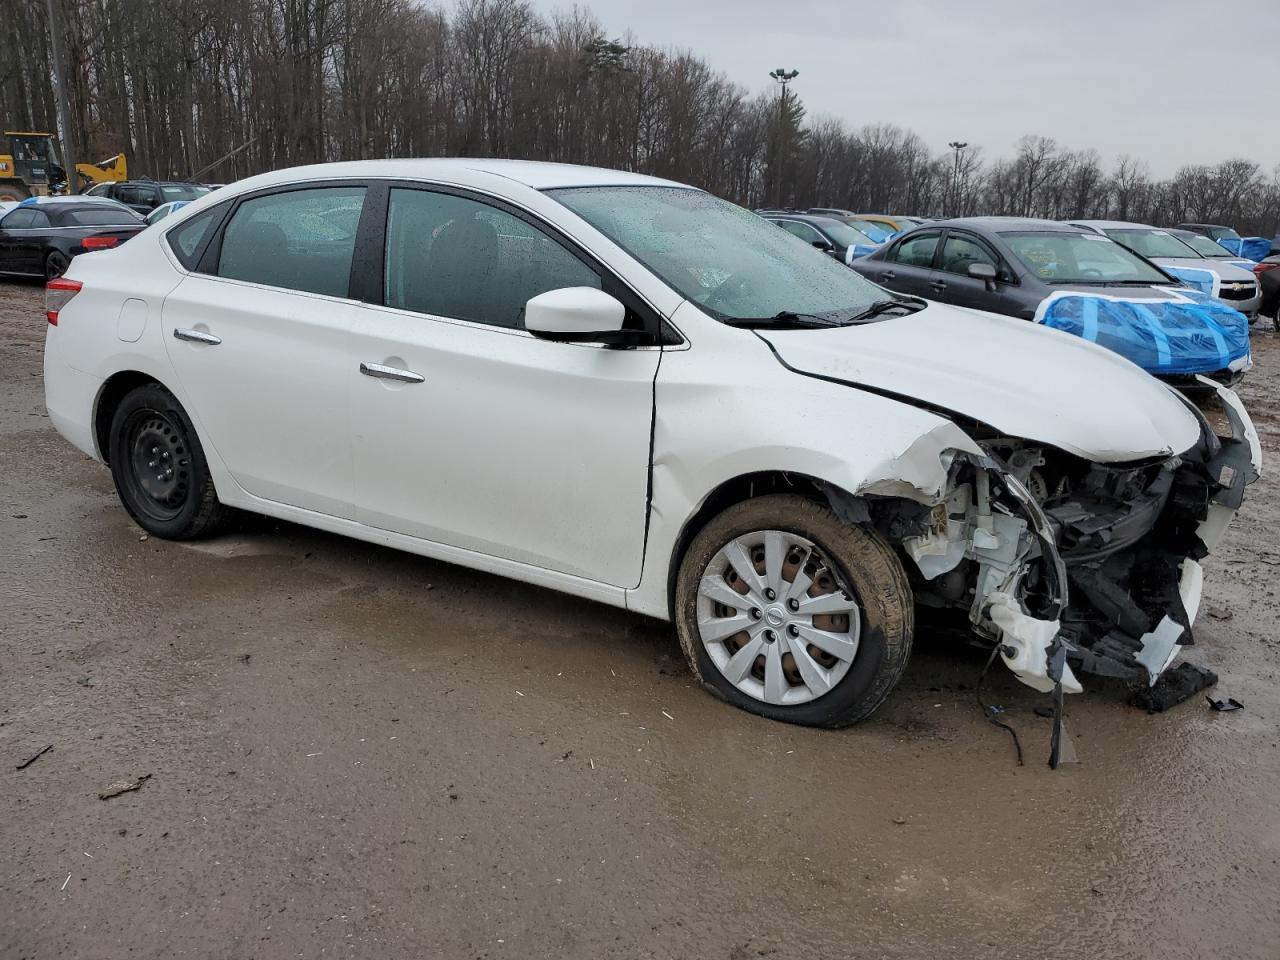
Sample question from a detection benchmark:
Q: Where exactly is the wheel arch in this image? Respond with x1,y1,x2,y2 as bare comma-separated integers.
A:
664,470,928,621
93,370,168,464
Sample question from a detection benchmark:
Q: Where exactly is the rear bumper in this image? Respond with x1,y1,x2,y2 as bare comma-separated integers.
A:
43,326,104,461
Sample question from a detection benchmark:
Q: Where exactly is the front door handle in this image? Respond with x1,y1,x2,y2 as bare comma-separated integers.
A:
880,270,897,281
930,280,947,292
359,361,425,384
173,327,221,345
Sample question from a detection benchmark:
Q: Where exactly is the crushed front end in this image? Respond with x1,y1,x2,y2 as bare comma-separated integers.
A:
893,379,1260,695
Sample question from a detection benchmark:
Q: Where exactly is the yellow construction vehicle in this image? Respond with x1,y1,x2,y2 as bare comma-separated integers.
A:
0,131,127,201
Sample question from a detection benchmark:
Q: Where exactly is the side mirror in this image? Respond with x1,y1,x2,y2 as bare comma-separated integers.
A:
812,239,833,251
968,261,998,290
525,286,626,343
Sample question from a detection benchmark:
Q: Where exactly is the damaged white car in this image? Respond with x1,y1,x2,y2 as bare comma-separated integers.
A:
42,160,1262,728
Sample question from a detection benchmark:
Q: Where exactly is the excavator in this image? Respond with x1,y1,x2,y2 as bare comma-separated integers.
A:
0,130,127,201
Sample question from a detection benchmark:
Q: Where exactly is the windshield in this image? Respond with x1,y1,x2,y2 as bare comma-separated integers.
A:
549,186,885,322
813,218,878,248
161,184,211,201
1003,231,1170,283
850,219,892,242
1104,227,1201,260
1175,232,1233,257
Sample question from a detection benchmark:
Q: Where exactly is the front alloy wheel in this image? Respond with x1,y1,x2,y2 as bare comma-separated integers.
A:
675,495,913,727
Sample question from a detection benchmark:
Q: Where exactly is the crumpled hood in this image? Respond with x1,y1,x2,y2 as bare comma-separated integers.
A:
759,301,1202,462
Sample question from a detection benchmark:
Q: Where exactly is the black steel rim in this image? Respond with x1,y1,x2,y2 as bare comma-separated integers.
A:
123,411,190,522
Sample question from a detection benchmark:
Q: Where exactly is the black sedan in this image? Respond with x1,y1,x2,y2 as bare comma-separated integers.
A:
850,217,1190,318
0,199,146,279
759,212,882,264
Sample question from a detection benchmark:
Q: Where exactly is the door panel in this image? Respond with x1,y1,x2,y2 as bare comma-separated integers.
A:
161,277,357,516
876,231,940,298
350,313,658,587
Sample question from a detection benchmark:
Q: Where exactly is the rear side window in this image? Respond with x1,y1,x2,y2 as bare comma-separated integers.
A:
167,204,226,270
383,188,599,328
63,208,140,226
889,232,939,267
217,187,366,297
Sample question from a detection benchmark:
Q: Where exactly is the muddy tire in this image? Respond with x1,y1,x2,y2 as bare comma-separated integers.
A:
108,383,232,539
674,494,913,727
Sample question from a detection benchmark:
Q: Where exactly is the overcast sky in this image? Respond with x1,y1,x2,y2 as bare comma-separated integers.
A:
525,0,1277,178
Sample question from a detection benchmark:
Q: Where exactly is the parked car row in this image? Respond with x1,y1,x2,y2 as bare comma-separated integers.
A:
41,159,1260,735
847,216,1254,388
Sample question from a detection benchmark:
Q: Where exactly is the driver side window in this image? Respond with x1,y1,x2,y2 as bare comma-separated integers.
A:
383,188,600,329
889,232,940,267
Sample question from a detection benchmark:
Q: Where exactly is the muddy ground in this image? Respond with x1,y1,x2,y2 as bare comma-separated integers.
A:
1,279,1277,960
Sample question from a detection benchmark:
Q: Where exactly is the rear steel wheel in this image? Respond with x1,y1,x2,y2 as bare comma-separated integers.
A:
108,383,231,539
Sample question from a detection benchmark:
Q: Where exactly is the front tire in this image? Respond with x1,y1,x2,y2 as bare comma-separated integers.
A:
674,494,913,727
108,383,231,539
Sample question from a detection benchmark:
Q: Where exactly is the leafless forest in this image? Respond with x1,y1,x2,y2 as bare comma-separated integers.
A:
3,0,1277,233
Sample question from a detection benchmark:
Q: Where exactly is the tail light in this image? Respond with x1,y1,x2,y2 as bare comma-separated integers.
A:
45,278,82,325
81,235,120,250
1253,262,1278,277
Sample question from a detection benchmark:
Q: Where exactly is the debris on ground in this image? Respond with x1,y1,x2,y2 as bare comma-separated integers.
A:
15,744,53,770
1207,696,1244,712
1207,606,1233,621
1129,662,1219,713
98,774,151,800
237,653,251,664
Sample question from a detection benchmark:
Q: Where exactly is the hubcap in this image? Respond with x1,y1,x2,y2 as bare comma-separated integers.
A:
696,530,861,706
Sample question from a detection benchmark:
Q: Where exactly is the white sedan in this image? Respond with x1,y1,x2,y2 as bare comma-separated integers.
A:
42,159,1261,727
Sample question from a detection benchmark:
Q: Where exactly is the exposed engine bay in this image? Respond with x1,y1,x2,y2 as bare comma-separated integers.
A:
876,380,1260,697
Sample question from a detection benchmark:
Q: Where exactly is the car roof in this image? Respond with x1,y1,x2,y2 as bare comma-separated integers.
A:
920,217,1085,234
762,212,848,229
222,159,690,193
1069,219,1162,230
17,194,122,205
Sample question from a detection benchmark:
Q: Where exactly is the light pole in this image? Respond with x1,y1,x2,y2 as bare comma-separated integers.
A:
947,141,968,217
769,68,799,208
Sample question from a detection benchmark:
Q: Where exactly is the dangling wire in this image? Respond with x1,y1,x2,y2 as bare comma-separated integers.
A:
976,642,1023,766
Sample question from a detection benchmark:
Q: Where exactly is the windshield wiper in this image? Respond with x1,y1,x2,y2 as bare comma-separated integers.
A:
844,298,923,323
722,310,843,329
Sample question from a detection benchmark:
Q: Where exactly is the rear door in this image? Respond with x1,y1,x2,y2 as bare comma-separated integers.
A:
160,183,368,517
0,208,37,273
870,230,941,298
4,208,52,273
346,184,660,588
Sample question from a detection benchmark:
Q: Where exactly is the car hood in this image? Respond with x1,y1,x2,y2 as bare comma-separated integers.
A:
759,300,1202,463
1153,256,1256,281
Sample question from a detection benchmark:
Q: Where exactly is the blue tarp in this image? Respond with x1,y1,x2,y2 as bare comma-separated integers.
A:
1160,264,1217,296
1035,290,1250,375
1215,236,1272,262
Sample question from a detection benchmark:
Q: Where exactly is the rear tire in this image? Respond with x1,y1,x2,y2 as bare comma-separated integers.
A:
674,494,914,727
44,250,70,279
108,383,231,539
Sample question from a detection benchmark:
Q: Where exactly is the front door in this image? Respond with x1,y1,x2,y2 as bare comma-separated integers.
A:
160,184,369,517
348,186,659,588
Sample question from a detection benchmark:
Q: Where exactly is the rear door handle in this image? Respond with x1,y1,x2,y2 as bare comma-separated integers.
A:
930,280,947,292
880,270,896,281
173,327,221,345
359,361,425,384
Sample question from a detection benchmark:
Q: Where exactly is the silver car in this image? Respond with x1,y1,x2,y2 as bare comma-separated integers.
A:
1069,220,1261,317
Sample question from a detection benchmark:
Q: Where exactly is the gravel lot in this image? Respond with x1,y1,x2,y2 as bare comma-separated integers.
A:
2,279,1278,959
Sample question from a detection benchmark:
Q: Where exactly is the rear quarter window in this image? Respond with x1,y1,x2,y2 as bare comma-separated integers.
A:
166,202,229,271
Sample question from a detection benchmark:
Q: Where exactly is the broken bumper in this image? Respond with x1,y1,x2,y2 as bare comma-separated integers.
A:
907,380,1261,694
